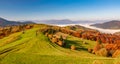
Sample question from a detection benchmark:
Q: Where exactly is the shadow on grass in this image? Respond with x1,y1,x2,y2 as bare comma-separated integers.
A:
64,39,88,51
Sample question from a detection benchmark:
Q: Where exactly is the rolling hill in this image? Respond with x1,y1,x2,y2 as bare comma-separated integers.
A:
0,24,119,64
64,25,98,32
91,20,120,29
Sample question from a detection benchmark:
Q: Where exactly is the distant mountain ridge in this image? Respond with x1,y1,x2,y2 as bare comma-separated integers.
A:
91,20,120,29
0,17,35,26
0,17,107,27
32,19,105,25
37,19,75,24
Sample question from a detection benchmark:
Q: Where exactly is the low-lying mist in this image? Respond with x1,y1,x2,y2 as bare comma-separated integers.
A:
55,24,120,34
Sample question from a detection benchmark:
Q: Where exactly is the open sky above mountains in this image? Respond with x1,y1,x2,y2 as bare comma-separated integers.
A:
0,0,120,21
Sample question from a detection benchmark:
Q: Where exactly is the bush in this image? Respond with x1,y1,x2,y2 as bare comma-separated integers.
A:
59,35,63,41
88,48,93,53
70,45,76,50
57,40,63,46
45,33,49,36
51,37,58,43
108,50,115,56
92,51,95,54
93,44,101,53
48,34,53,39
95,48,108,57
25,25,33,29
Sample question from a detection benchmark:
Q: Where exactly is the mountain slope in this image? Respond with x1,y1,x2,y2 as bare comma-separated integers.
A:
0,26,116,64
0,17,35,26
91,20,120,29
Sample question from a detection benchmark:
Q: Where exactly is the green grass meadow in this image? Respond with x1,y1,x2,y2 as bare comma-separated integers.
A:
0,26,119,64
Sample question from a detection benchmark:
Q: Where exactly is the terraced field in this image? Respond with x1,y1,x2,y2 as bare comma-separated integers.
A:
0,26,119,64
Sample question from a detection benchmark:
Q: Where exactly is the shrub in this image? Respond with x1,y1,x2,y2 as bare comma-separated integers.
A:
59,35,63,41
51,37,58,43
48,34,53,39
95,48,108,57
45,33,49,36
25,25,33,29
70,45,76,50
93,44,101,53
92,50,95,54
88,48,93,53
98,39,102,44
108,50,115,56
57,40,63,46
11,26,20,33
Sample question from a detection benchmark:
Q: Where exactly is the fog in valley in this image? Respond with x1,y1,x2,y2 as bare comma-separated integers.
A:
56,23,120,34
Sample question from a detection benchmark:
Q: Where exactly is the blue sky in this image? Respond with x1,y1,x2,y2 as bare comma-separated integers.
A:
0,0,120,21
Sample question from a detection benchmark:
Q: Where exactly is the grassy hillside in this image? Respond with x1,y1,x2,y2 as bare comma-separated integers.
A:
0,26,117,64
